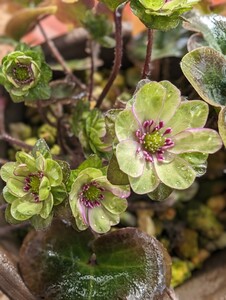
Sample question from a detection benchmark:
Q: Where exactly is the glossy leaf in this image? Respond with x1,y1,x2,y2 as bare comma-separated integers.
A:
183,14,226,55
20,222,171,300
218,106,226,147
181,47,226,107
32,139,51,159
148,183,173,201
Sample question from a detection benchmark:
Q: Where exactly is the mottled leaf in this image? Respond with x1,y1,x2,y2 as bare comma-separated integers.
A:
181,47,226,107
20,222,171,300
32,139,51,159
218,106,226,147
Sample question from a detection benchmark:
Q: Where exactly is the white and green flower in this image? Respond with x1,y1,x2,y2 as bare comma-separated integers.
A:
0,149,67,228
69,168,129,233
115,81,222,195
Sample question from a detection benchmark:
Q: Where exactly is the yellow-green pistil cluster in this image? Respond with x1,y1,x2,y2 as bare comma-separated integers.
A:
136,120,174,162
13,63,34,85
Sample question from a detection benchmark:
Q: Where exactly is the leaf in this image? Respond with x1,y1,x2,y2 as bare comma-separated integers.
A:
32,139,51,159
148,183,173,201
49,80,74,99
183,14,226,55
181,47,226,107
19,222,171,300
218,106,226,147
107,154,129,185
98,0,127,11
128,25,190,63
105,109,122,139
5,6,57,40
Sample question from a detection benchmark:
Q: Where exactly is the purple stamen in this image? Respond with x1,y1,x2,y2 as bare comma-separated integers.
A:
135,119,174,163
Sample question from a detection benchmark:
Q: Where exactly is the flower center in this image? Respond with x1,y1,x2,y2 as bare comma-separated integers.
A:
143,131,165,153
136,120,174,162
13,63,34,85
23,172,44,202
79,181,104,208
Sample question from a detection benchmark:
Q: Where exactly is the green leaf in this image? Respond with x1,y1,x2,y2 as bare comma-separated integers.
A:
179,152,208,177
51,185,67,205
218,107,226,147
32,139,51,159
30,213,53,230
148,183,173,201
107,154,129,185
105,109,122,139
98,0,127,11
181,47,226,107
5,6,57,40
19,222,171,300
50,80,76,100
55,160,71,184
183,14,226,55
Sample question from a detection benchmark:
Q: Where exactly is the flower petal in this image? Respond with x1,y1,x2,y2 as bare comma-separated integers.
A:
16,152,36,172
69,173,90,201
129,163,160,194
101,191,127,214
3,186,18,204
154,156,196,189
0,162,16,182
158,81,181,124
39,176,51,201
115,109,139,142
165,100,209,135
44,159,63,186
95,176,130,198
133,82,166,124
116,140,145,177
40,194,53,219
14,164,30,177
11,199,42,220
7,177,27,197
103,208,120,226
170,129,223,154
88,206,111,234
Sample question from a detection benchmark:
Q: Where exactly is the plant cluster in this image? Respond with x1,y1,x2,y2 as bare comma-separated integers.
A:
0,0,225,299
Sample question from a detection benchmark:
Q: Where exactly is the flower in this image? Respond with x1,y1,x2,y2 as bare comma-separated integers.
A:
69,167,129,233
115,81,222,194
0,43,52,103
130,0,200,30
0,150,67,228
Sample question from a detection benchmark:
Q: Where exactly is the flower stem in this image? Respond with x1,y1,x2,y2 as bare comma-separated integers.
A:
38,21,86,90
142,28,154,79
95,4,124,108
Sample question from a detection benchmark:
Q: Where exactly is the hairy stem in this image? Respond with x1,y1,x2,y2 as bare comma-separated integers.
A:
142,28,154,79
38,21,86,90
95,5,124,108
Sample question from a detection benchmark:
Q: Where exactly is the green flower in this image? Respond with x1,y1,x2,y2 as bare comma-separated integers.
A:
130,0,200,30
0,149,67,228
69,168,129,233
115,81,222,195
0,43,52,102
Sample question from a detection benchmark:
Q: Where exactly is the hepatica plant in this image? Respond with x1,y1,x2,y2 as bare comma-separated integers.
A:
0,43,52,102
0,0,225,299
115,81,222,195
